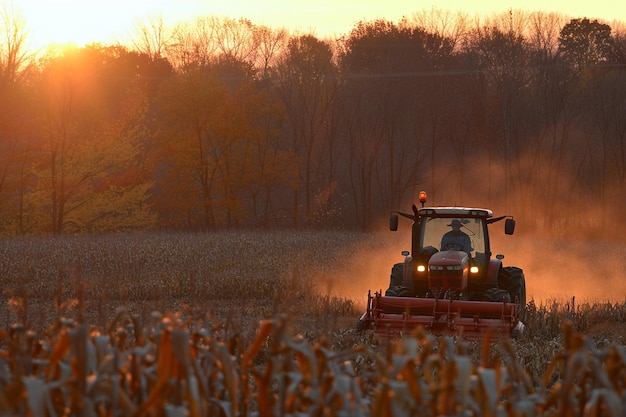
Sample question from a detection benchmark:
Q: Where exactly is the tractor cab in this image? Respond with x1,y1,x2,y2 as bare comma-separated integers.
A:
413,209,493,299
389,194,516,300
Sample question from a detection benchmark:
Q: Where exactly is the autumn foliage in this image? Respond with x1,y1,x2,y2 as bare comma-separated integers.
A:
0,12,625,235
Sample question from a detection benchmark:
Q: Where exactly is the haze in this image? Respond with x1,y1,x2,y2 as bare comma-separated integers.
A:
15,0,626,49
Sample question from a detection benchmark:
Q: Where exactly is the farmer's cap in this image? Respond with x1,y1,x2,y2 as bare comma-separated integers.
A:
448,219,462,227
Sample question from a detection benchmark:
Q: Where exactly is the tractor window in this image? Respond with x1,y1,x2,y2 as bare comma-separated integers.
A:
421,217,485,257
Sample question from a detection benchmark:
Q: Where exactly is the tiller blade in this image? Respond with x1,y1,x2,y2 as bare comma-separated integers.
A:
361,291,523,339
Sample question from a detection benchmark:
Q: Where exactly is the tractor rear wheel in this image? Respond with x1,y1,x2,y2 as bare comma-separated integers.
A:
498,266,526,314
385,263,412,297
389,263,403,287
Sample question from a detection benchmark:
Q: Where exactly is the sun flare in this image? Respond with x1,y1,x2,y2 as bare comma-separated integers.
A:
13,0,626,52
18,0,186,49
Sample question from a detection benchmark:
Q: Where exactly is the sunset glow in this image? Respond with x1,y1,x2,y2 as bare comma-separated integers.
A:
17,0,626,50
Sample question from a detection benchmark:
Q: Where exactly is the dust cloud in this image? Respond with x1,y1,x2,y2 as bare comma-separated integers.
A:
312,228,412,311
315,229,626,309
313,153,625,308
493,235,626,304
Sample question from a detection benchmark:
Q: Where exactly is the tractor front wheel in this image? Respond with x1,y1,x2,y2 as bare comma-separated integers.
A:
482,288,511,303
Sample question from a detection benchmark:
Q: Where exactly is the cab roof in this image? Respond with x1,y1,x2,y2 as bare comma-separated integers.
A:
418,207,493,218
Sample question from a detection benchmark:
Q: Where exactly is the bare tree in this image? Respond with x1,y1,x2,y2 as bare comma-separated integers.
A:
527,11,566,61
461,18,534,210
29,46,155,234
0,1,31,84
130,15,173,60
411,7,470,51
212,17,259,63
166,17,219,70
253,25,288,76
166,17,284,75
0,2,33,234
274,34,338,227
611,22,626,63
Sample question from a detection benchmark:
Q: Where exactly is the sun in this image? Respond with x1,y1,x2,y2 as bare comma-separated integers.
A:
17,0,175,50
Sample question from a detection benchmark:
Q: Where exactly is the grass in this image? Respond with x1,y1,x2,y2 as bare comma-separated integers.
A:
0,231,624,415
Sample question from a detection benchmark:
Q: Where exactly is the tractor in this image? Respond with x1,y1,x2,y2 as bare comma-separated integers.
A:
358,191,526,338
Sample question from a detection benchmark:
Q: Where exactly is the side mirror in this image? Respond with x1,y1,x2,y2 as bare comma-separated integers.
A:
390,213,399,231
505,218,516,235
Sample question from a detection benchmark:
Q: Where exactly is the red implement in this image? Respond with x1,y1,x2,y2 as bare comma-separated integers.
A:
360,291,522,339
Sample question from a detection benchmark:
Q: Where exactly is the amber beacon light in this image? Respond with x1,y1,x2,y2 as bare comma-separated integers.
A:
418,191,428,207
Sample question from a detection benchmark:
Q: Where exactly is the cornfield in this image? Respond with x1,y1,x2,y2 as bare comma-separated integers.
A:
0,231,624,416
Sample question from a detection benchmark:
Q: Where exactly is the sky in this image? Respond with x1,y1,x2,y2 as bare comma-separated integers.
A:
14,0,626,50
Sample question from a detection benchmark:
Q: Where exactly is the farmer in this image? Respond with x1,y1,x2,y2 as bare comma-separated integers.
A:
441,219,472,255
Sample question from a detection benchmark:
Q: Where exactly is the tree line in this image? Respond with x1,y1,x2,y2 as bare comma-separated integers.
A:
0,7,625,238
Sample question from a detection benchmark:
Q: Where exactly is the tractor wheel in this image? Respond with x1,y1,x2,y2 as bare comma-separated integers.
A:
482,288,511,303
385,264,412,297
389,263,403,287
385,286,412,297
498,266,527,314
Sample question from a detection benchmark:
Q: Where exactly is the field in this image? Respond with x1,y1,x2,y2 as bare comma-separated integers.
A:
0,231,624,415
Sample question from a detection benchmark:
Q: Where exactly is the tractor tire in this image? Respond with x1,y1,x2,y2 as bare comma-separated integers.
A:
481,288,511,303
498,266,527,314
385,263,412,297
389,263,403,287
385,285,413,297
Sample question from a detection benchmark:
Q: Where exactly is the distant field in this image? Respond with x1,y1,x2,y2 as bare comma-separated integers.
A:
0,231,399,336
0,231,624,359
0,230,624,330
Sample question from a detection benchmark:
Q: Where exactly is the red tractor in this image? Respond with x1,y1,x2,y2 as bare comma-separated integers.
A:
359,191,526,338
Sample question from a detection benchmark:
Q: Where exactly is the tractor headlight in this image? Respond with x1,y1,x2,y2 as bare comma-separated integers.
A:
416,264,426,273
470,266,479,274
